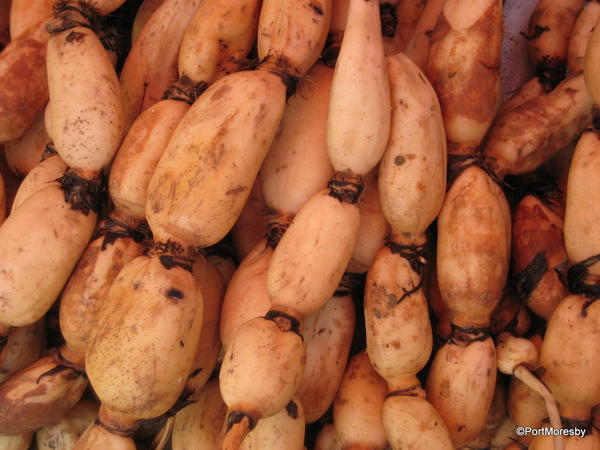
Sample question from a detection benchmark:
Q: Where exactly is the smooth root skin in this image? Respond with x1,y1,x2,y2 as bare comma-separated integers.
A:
379,52,446,235
0,351,87,435
485,73,593,178
240,399,305,450
436,166,511,328
508,375,546,445
260,62,334,216
258,0,331,77
404,0,445,71
565,130,600,275
333,351,388,449
220,239,272,350
267,188,360,317
584,10,600,106
462,380,508,450
73,424,136,450
527,0,585,73
220,317,305,422
131,0,166,44
568,1,600,73
530,428,600,450
231,179,269,261
314,423,342,450
539,295,600,422
4,108,48,177
36,399,98,450
172,379,227,450
185,258,226,396
383,393,453,450
9,0,53,40
426,0,502,155
119,0,201,129
426,337,497,446
147,70,286,247
365,243,432,390
59,219,145,359
296,294,355,423
109,99,189,220
327,0,390,175
394,0,427,51
0,434,31,450
86,255,204,420
47,26,124,172
10,154,67,213
0,184,97,328
179,0,260,84
512,195,568,320
90,0,128,15
0,319,45,384
0,17,50,143
348,170,389,274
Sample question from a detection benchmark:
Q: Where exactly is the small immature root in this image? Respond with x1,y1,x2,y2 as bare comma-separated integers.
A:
222,412,255,450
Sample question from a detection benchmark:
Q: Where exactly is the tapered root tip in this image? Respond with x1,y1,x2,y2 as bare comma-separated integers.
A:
221,413,254,450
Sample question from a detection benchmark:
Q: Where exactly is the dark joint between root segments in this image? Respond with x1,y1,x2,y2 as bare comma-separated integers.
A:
567,253,600,304
95,418,138,437
448,324,491,345
512,251,548,303
263,310,303,339
385,384,422,399
327,172,364,204
226,411,256,433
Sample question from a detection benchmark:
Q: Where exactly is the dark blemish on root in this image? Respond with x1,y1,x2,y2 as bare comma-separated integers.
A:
520,25,550,41
179,340,184,348
309,2,324,15
425,29,433,37
457,425,466,432
132,282,140,290
225,186,246,195
286,401,299,419
394,155,406,166
379,3,397,38
188,368,203,378
65,30,86,43
166,288,184,300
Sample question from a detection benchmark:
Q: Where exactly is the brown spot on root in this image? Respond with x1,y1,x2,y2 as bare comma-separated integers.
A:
166,288,184,301
285,401,299,419
225,186,246,195
309,2,324,15
188,368,202,378
394,155,406,166
65,30,85,43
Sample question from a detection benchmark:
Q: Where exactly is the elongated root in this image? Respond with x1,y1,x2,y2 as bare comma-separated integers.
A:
513,365,564,450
